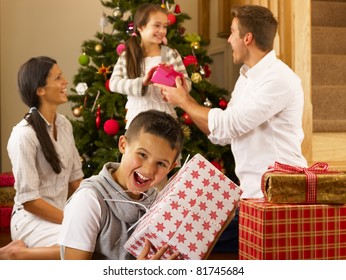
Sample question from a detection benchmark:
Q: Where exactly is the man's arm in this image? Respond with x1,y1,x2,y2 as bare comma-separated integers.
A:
155,77,211,135
64,247,93,260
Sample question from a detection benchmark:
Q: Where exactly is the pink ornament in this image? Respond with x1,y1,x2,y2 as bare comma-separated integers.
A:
167,13,176,25
116,43,126,56
104,119,120,136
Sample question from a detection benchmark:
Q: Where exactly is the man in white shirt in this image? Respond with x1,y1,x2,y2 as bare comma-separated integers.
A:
156,5,307,253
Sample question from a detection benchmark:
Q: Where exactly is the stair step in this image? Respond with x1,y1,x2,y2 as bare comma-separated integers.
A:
312,54,346,86
312,27,346,55
312,85,346,119
312,1,346,27
312,132,346,171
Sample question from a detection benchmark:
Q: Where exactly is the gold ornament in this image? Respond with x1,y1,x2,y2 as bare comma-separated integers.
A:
190,41,200,50
191,72,203,84
95,43,103,53
97,64,111,78
181,125,191,139
72,106,82,117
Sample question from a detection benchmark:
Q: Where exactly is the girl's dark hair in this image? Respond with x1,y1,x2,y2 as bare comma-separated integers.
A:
231,5,278,52
125,3,168,78
17,56,63,174
125,110,185,162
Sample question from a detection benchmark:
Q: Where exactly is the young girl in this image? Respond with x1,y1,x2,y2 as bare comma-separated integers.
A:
0,56,84,259
109,3,191,129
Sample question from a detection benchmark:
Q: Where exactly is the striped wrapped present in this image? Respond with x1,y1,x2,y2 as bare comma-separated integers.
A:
239,199,346,260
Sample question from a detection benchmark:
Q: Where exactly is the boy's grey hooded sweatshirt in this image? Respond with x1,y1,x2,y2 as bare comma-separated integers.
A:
77,162,158,260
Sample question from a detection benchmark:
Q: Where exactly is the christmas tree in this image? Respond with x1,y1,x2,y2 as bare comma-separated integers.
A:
68,0,236,182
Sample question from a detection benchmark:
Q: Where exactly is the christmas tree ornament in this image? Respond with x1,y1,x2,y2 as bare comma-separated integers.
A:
72,106,83,117
95,104,101,130
104,119,120,136
203,65,211,78
174,4,181,14
113,7,122,17
183,55,198,67
190,41,200,50
203,97,212,108
181,125,191,139
167,13,176,25
210,160,222,171
95,43,103,53
199,66,206,76
191,72,203,84
181,112,193,125
105,79,110,91
126,22,134,34
99,13,109,31
91,91,101,112
219,98,228,110
161,0,166,9
177,26,186,36
76,82,88,95
166,2,176,13
97,64,111,78
184,33,201,43
78,53,89,66
116,43,126,55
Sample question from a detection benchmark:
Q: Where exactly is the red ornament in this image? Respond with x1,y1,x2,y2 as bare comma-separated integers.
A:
181,112,193,125
203,65,211,78
174,4,181,14
104,119,120,136
219,98,228,110
105,79,110,91
96,104,101,130
183,55,198,67
167,13,176,25
210,160,222,171
116,43,126,56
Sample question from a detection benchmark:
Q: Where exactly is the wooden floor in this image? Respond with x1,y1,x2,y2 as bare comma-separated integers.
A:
0,227,237,260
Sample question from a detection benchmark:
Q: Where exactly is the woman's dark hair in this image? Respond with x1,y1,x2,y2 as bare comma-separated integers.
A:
17,56,63,174
231,5,278,52
125,3,168,78
125,110,185,162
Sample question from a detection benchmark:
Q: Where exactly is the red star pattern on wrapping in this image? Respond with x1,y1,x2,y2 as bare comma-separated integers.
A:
188,242,198,252
175,220,182,229
212,182,221,191
167,231,175,239
177,233,186,243
178,190,187,199
198,201,207,211
192,213,200,221
181,208,189,218
185,223,194,232
222,191,231,200
170,201,179,210
195,188,203,197
206,191,214,201
202,220,211,231
189,198,196,207
198,160,207,169
209,210,218,220
195,231,204,241
184,180,193,189
202,178,210,186
229,181,237,190
191,170,200,179
218,173,226,181
208,168,216,177
216,200,224,210
156,222,166,232
163,211,173,221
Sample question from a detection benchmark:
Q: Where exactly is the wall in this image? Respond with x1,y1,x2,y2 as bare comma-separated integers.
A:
0,0,211,172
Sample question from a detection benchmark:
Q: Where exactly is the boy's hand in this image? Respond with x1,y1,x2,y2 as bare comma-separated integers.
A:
137,239,180,260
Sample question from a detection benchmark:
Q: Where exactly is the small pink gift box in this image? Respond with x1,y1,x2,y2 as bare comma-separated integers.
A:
150,64,183,87
124,153,242,259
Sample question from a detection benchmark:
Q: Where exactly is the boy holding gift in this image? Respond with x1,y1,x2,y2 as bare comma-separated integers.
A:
58,110,185,260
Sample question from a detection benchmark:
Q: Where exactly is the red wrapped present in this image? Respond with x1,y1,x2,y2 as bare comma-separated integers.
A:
150,64,183,87
262,162,345,204
0,172,15,187
124,153,242,260
0,207,12,228
239,199,346,260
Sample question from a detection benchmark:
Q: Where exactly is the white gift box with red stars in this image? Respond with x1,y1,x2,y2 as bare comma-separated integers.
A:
124,153,242,259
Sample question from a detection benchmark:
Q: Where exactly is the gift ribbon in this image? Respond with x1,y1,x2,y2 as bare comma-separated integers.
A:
263,161,341,203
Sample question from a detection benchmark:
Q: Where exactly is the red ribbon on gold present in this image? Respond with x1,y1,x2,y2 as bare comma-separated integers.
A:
262,162,341,203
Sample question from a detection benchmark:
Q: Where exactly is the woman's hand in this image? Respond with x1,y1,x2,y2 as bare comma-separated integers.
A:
137,239,180,260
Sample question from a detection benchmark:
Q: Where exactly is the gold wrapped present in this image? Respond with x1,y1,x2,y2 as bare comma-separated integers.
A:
262,162,346,204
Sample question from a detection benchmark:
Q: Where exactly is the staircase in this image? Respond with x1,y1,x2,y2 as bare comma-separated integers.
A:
311,0,346,171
